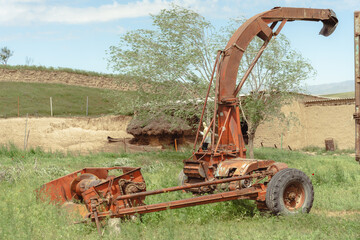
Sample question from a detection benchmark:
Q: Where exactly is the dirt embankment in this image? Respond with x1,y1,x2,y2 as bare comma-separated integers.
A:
0,115,134,154
0,68,135,91
0,68,188,152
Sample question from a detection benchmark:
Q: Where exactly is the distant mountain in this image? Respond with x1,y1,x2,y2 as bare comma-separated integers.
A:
305,80,354,95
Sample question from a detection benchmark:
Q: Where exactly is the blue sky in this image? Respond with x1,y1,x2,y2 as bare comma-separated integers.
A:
0,0,358,85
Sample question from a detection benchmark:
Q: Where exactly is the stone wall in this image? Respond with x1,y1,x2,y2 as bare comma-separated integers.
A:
255,98,355,150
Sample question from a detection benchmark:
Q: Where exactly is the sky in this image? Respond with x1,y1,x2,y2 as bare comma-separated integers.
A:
0,0,358,85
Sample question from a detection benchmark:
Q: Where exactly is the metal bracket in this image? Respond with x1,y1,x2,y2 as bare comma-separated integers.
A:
353,112,360,120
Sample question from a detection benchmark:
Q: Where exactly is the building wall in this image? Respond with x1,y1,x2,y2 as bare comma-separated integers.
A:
304,104,354,149
254,99,355,150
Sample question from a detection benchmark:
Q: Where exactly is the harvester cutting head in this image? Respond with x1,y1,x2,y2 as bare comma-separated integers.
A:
38,167,147,221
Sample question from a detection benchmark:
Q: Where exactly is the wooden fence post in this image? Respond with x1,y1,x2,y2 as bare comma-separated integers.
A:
25,130,30,150
50,97,53,116
86,96,89,116
24,113,28,150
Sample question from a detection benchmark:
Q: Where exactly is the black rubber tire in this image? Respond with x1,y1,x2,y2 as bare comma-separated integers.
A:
265,168,314,215
178,170,188,186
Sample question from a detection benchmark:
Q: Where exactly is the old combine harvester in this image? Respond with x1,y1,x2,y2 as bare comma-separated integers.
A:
39,7,338,234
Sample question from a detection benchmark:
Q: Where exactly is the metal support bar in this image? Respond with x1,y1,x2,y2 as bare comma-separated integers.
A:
212,53,223,150
115,187,261,217
233,38,272,97
91,199,102,236
116,171,271,201
232,20,288,97
274,20,287,36
193,51,221,151
197,117,215,151
214,108,232,152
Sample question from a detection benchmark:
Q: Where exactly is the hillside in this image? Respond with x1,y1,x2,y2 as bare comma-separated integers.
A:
0,65,135,91
0,65,141,118
321,91,355,98
0,82,137,117
306,80,354,95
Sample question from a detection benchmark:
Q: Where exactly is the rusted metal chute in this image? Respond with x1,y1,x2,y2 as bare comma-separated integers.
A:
187,7,338,190
39,7,338,235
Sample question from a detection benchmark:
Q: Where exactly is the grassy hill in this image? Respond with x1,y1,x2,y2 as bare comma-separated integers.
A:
321,91,355,98
0,82,136,117
1,65,355,119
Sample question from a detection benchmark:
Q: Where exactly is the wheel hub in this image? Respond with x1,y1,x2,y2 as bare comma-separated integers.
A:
283,182,305,210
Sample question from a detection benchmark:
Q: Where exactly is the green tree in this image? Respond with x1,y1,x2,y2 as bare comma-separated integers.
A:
0,47,14,65
107,5,221,128
108,7,314,156
238,34,315,158
108,5,218,85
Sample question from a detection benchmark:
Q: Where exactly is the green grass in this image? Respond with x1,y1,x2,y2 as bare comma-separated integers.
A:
321,92,355,98
0,146,359,239
0,82,137,117
302,146,355,155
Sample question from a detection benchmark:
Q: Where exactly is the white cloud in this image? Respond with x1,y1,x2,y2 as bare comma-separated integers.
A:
177,0,359,19
0,0,171,25
0,0,356,26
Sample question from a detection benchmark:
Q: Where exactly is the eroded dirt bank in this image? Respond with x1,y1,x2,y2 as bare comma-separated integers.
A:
0,68,135,91
0,115,133,154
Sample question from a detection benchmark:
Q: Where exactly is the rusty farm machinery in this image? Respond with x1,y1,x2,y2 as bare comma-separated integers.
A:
38,7,338,234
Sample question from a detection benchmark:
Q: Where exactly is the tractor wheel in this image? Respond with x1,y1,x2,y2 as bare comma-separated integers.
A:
178,170,188,186
265,168,314,215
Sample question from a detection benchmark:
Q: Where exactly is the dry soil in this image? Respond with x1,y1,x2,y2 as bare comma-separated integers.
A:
0,115,133,154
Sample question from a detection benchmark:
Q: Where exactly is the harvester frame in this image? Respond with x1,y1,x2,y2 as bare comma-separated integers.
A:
39,7,339,235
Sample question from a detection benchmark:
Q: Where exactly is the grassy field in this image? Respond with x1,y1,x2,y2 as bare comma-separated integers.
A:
321,91,355,98
0,82,137,117
0,146,359,239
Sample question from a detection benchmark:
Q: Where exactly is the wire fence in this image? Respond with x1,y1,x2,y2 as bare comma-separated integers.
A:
0,96,110,118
